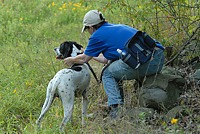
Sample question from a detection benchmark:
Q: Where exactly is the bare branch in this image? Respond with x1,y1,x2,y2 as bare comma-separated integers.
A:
165,25,200,66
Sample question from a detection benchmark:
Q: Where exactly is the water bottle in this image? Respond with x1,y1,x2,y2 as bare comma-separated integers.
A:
117,49,126,57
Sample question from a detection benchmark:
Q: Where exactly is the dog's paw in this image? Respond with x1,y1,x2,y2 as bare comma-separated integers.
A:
59,126,65,133
36,120,41,128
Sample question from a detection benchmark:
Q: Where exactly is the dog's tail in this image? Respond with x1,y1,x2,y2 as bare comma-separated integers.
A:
36,77,60,125
40,78,60,115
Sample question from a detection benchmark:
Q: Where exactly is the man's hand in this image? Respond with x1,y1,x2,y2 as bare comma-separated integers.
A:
63,57,74,66
63,54,93,66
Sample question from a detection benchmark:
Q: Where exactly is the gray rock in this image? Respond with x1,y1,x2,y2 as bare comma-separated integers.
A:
139,71,186,110
161,66,184,76
189,69,200,85
190,69,200,80
164,106,184,122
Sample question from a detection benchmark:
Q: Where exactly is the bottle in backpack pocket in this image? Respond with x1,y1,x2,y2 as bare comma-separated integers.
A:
117,49,126,57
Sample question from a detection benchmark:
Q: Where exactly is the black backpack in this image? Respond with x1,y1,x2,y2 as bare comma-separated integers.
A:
122,31,156,69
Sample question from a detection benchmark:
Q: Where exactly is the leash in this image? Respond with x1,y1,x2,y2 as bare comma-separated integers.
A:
86,62,100,84
71,63,100,84
99,60,114,83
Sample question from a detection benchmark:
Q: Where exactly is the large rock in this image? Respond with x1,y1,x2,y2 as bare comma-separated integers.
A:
161,66,184,76
189,69,200,85
139,68,186,110
164,106,184,122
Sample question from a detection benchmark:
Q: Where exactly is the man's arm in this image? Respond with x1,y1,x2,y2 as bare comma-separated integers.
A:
93,54,108,64
63,53,92,66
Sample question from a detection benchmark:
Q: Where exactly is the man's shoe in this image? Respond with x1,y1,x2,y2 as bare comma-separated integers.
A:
109,104,123,119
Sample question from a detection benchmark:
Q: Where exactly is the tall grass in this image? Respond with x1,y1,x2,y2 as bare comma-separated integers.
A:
1,0,199,133
0,0,94,133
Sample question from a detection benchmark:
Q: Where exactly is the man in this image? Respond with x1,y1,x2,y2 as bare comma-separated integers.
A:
64,10,165,119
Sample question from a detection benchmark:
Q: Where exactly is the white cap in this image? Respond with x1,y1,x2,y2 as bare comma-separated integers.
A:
81,10,105,33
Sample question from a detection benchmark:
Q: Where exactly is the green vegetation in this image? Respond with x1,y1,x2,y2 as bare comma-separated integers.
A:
0,0,199,133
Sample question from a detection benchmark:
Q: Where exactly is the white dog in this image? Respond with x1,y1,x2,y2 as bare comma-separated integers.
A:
36,41,91,131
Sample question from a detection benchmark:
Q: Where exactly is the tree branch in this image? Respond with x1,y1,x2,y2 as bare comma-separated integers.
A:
165,25,200,66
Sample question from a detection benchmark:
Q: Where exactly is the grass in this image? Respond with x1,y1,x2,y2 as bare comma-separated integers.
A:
1,0,199,133
0,0,105,133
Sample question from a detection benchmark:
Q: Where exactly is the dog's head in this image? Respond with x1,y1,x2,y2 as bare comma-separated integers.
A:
54,41,83,59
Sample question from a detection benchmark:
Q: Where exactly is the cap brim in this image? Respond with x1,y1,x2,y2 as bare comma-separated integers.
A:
81,25,86,33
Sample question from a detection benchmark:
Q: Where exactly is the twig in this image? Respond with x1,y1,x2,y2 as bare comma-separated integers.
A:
165,26,200,66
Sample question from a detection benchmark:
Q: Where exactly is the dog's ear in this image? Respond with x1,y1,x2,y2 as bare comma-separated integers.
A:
72,42,83,50
59,41,73,58
59,42,65,55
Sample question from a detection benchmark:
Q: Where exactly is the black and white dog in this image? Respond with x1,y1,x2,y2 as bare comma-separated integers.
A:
36,41,91,131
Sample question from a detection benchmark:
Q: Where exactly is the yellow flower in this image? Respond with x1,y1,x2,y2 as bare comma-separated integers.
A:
68,2,72,5
52,2,55,6
19,18,23,21
26,81,29,86
171,118,178,124
59,7,62,10
62,3,66,9
73,3,81,8
26,81,32,87
13,89,17,93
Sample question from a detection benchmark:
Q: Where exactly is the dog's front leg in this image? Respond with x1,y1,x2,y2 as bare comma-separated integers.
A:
82,89,88,127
